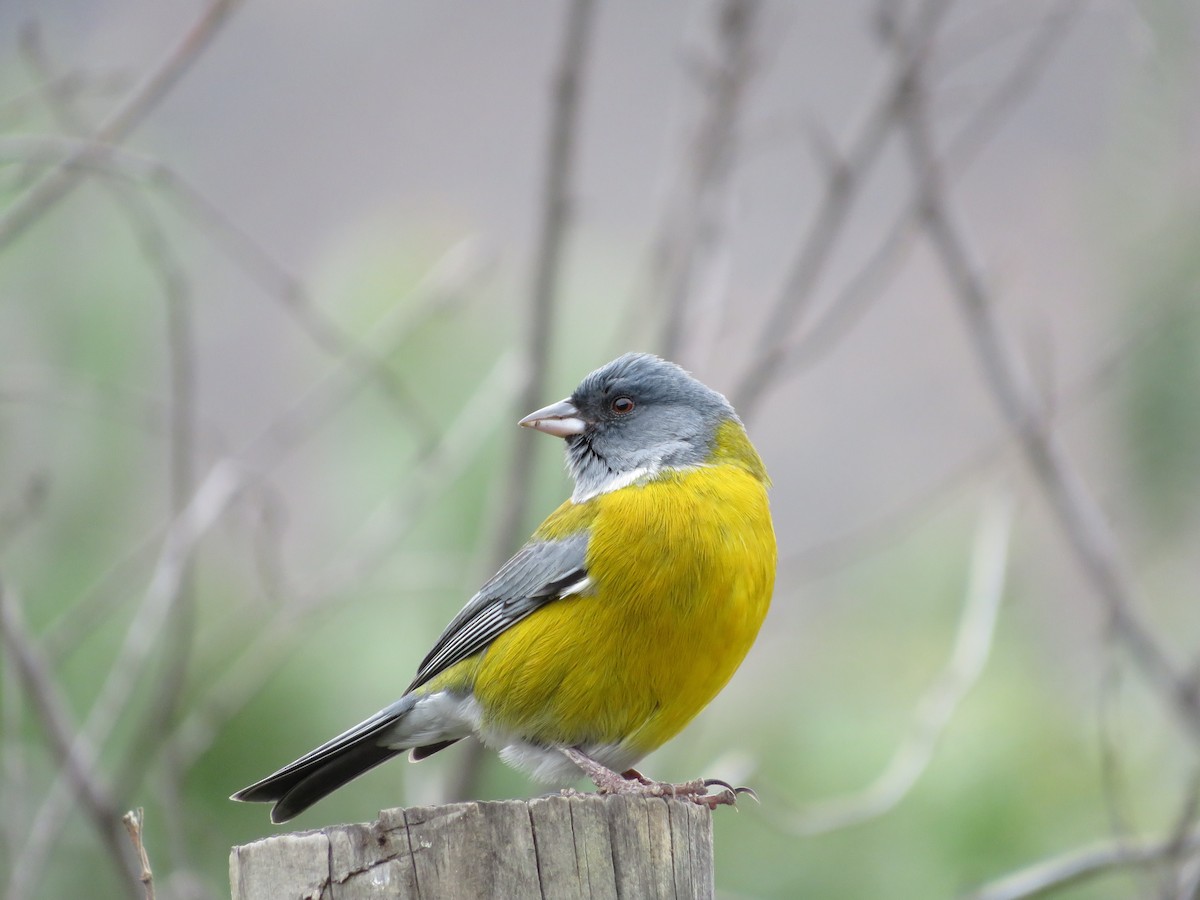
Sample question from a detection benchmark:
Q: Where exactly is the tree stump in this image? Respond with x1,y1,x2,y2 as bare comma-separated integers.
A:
229,794,714,899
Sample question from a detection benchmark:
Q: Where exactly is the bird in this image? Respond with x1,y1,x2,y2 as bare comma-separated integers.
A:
232,352,776,823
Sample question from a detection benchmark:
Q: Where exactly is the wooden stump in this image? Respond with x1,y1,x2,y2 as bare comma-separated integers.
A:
229,794,714,900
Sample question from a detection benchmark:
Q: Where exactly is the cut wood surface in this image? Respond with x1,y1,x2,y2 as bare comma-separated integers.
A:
229,794,714,900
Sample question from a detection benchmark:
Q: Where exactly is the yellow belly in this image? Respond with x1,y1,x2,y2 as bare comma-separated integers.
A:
469,463,775,755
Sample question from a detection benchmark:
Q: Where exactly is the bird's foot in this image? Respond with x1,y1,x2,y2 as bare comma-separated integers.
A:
560,748,756,809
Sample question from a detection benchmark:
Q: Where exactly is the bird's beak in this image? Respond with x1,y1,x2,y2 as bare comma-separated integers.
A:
518,398,588,438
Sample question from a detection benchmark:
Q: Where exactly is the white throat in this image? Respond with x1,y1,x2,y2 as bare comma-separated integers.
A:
571,463,659,504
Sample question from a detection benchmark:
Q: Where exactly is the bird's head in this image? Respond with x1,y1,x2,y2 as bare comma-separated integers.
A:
519,353,738,502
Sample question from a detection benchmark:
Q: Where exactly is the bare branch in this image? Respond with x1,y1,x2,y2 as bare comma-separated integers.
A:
933,1,1079,80
774,202,921,378
496,0,598,547
0,134,484,459
93,462,247,751
779,489,1013,835
297,350,519,605
156,177,446,448
12,464,247,897
0,68,133,127
0,138,441,448
896,51,1200,741
165,352,520,772
139,259,494,762
32,237,486,678
784,274,1200,584
0,582,140,898
732,0,956,417
649,0,762,359
0,241,492,873
0,361,223,453
964,831,1200,900
774,0,1082,384
0,139,486,744
21,27,202,871
122,808,156,900
240,236,490,470
0,0,242,251
938,0,1084,177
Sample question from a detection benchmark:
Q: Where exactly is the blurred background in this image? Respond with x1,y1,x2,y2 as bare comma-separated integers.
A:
1,1,1199,897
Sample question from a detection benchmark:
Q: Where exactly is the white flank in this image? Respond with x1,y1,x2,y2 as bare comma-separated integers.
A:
386,692,481,749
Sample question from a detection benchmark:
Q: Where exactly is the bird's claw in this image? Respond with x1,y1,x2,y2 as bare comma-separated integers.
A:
690,778,758,809
703,778,758,804
584,775,757,810
562,747,755,810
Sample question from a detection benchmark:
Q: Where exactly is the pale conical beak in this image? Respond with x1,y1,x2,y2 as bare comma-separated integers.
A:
518,398,588,437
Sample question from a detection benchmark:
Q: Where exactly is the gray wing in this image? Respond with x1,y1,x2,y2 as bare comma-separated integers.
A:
406,532,589,693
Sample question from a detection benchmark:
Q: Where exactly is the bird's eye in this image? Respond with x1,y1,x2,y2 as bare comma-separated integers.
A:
611,396,635,415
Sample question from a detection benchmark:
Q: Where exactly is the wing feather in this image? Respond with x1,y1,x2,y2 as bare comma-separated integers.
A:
406,532,589,692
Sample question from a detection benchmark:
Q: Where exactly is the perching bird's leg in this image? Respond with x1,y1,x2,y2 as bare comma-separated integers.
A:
560,748,752,809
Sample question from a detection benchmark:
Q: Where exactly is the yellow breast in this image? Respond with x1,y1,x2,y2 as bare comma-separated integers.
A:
469,422,776,753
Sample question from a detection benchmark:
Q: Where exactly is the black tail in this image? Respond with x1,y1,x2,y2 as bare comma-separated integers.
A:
232,697,416,823
243,742,403,823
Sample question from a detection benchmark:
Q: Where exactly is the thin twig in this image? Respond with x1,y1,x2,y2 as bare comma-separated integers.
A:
21,25,201,871
92,466,243,733
1,242,490,853
13,464,246,898
897,53,1200,742
963,831,1200,900
0,68,133,127
0,131,483,461
0,361,221,450
239,235,490,470
651,0,761,359
121,808,156,900
136,191,198,889
783,273,1200,584
732,0,955,417
155,176,446,448
0,582,140,899
933,2,1078,79
774,0,1082,384
446,0,599,803
164,352,520,772
0,0,242,251
779,489,1013,835
499,0,598,544
0,135,488,664
290,350,520,606
0,137,440,449
936,0,1083,172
